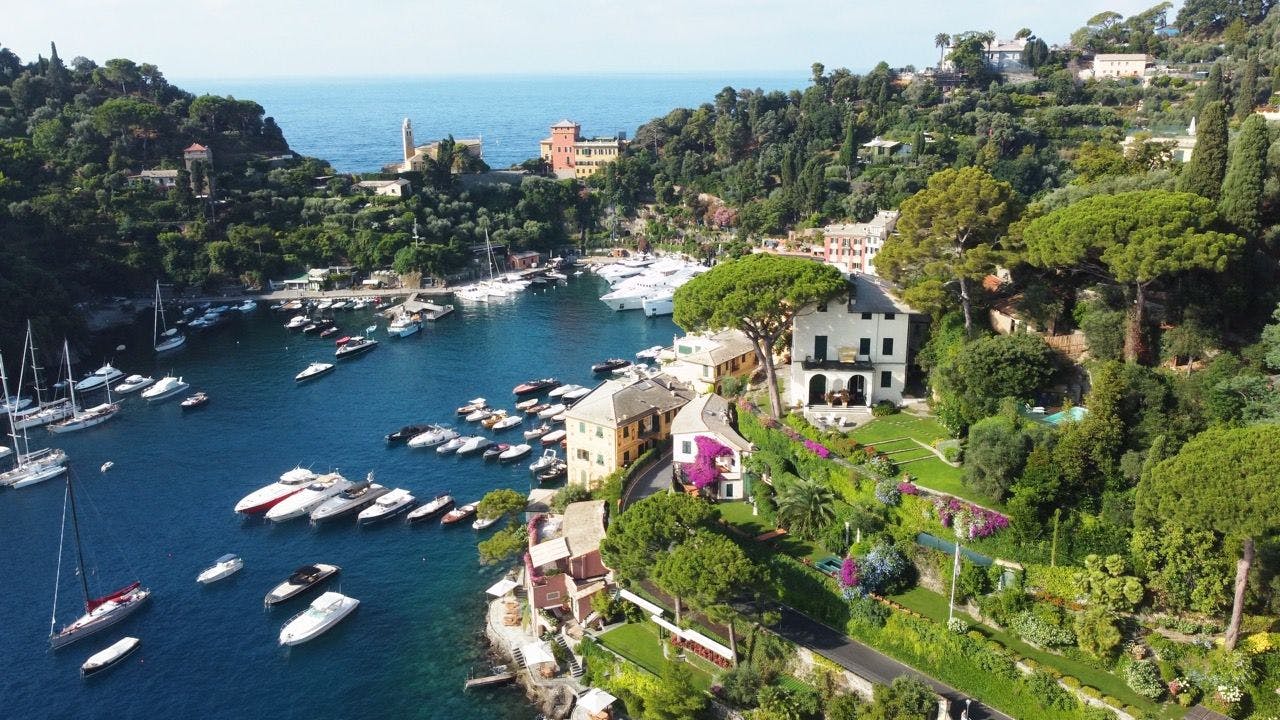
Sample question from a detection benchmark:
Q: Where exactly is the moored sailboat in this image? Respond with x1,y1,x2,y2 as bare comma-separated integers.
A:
153,280,186,353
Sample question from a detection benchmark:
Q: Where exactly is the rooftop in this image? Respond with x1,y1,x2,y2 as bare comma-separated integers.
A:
561,500,607,557
183,143,208,152
565,375,694,427
845,273,916,314
551,119,579,129
862,137,902,149
673,328,756,368
139,169,180,178
670,394,752,452
1094,53,1154,62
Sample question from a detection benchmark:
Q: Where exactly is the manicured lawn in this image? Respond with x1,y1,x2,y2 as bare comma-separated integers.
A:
717,501,831,562
888,587,1177,717
850,413,952,445
598,622,716,690
716,500,773,537
848,415,1002,509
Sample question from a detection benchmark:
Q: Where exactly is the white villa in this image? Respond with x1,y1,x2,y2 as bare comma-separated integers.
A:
661,329,758,395
671,394,753,501
788,274,917,417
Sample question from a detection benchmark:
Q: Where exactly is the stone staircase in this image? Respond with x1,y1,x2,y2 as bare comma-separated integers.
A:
554,635,584,677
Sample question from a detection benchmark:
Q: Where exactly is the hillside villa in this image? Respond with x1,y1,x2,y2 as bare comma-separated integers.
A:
661,329,758,395
671,393,754,500
564,375,694,489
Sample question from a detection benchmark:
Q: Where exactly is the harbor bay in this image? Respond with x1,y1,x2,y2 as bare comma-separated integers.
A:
0,276,676,719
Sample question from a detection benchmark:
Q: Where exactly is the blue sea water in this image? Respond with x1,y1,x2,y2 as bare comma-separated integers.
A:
179,74,804,172
0,277,678,719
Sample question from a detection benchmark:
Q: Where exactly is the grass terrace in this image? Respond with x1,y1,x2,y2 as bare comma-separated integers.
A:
849,413,1001,509
598,622,717,691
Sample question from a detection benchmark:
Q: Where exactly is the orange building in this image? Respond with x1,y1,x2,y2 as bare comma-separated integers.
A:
538,120,626,179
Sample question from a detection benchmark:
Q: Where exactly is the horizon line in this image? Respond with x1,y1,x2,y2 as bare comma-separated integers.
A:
172,69,820,84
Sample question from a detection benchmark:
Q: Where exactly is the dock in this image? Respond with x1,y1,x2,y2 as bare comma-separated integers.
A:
382,292,455,321
464,668,516,690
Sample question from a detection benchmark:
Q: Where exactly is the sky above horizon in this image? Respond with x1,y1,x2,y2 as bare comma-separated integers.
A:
8,0,1172,80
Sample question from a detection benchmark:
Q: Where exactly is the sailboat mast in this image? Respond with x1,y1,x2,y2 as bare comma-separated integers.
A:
0,351,22,460
65,473,92,608
27,320,46,406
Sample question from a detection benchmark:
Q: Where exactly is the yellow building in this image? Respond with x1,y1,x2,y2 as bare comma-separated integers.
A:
538,120,626,180
661,329,759,395
563,375,694,489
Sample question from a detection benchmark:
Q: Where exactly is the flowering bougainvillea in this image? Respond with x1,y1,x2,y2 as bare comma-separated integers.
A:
933,497,1009,539
803,439,831,459
839,556,860,589
897,480,920,495
687,435,733,489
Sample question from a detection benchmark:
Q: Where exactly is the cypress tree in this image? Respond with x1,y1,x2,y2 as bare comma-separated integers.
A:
1237,59,1258,120
1179,101,1229,201
837,114,856,174
1220,114,1269,235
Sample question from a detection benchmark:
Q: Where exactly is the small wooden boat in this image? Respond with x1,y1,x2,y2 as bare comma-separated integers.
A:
180,392,210,409
456,398,486,415
481,411,509,429
536,460,568,484
319,326,340,339
515,398,539,411
81,637,140,678
592,358,631,374
483,444,509,461
525,403,550,416
441,503,477,525
407,493,454,523
540,430,566,445
513,378,560,396
523,424,551,440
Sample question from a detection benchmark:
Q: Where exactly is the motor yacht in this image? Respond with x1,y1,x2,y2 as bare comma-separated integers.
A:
529,449,559,475
264,563,340,606
435,436,468,455
592,358,631,374
441,503,477,525
491,415,523,431
197,554,244,584
74,364,124,392
141,375,189,402
407,493,454,523
265,473,351,522
114,375,155,394
386,423,432,443
642,292,674,317
81,637,140,678
295,362,335,382
235,467,317,514
387,313,422,338
278,591,359,646
334,336,378,359
498,444,532,462
537,403,566,420
357,489,416,525
309,474,389,524
513,378,560,396
408,425,458,448
285,315,309,330
455,436,492,456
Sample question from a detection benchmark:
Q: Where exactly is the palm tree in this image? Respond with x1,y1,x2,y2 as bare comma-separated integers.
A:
934,33,951,67
775,478,836,539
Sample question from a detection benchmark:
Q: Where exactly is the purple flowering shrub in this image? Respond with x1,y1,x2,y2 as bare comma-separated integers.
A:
687,435,733,489
803,439,831,459
933,497,1009,539
840,557,860,588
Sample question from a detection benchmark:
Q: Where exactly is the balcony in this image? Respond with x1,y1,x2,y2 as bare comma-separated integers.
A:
799,356,875,371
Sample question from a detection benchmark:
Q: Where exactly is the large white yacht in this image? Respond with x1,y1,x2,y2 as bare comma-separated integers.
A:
141,376,189,402
642,291,674,317
278,591,359,646
265,473,351,522
234,467,317,514
74,364,124,392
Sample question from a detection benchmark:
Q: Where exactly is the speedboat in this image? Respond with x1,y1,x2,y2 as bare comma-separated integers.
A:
180,391,209,409
481,411,509,429
50,584,151,650
237,300,258,313
536,460,568,484
48,402,121,433
316,299,333,311
483,444,509,461
266,473,351,522
295,362,334,382
441,503,477,525
388,313,422,337
548,384,579,398
278,591,359,646
523,424,551,440
456,398,486,415
562,386,591,401
408,426,459,448
529,449,559,475
435,436,468,455
81,636,140,678
406,493,454,523
387,424,432,443
309,474,389,524
100,461,112,473
74,364,124,392
499,444,532,462
472,515,500,530
540,429,566,445
592,358,631,374
515,398,539,410
319,326,340,339
141,375,189,402
465,408,493,423
264,563,341,606
357,489,416,525
524,403,550,416
455,436,492,456
197,554,244,584
234,467,316,514
491,414,523,431
334,336,378,359
537,403,566,420
513,378,560,396
285,315,308,330
114,375,155,394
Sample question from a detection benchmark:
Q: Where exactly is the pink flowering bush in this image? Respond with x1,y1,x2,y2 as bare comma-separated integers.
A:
803,439,831,459
897,480,920,495
840,557,860,588
688,435,733,489
933,497,1009,539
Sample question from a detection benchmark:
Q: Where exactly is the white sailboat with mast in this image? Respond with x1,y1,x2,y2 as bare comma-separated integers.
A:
49,471,150,649
48,339,121,434
0,348,67,489
11,321,76,430
153,280,185,353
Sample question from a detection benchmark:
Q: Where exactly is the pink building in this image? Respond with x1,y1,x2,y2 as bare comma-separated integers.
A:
821,210,900,276
525,500,611,629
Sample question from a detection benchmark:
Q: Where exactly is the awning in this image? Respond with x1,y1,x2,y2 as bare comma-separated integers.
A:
618,588,664,616
486,578,518,597
529,537,571,566
648,614,734,661
578,688,618,714
520,641,555,666
651,614,681,635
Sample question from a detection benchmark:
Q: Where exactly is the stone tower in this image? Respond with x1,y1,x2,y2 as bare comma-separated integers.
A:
402,118,414,162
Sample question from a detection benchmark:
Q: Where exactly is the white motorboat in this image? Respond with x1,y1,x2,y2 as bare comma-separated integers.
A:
237,300,258,313
100,461,113,473
141,376,189,402
523,423,551,440
0,446,10,461
197,554,244,584
537,403,566,419
456,397,486,415
265,473,351,522
548,384,581,399
387,313,422,337
153,281,186,353
74,363,124,392
358,489,416,525
498,444,532,462
235,467,317,514
491,414,523,431
407,425,459,448
285,315,308,330
81,636,140,677
278,591,359,646
635,345,665,361
472,515,500,530
455,436,492,456
334,336,378,359
562,386,591,401
540,429,566,445
435,436,467,455
295,362,335,382
114,375,155,394
515,398,539,411
406,493,454,523
465,408,493,423
310,474,389,524
264,563,340,605
316,299,333,311
642,291,674,317
529,449,559,475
